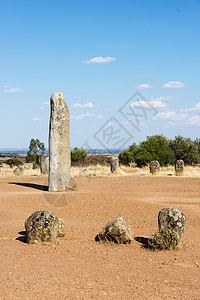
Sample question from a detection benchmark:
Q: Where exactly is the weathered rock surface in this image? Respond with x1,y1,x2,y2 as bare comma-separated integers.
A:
14,166,24,175
175,159,184,176
158,207,186,240
25,210,65,244
40,155,49,174
149,160,160,175
49,92,71,191
95,216,132,244
110,157,118,173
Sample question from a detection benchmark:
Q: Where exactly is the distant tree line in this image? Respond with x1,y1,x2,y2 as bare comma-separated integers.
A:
25,140,109,167
118,135,200,167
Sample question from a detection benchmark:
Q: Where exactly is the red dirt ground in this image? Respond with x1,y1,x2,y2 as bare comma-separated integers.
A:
0,174,200,299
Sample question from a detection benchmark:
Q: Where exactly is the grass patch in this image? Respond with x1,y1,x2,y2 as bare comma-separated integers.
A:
148,229,180,251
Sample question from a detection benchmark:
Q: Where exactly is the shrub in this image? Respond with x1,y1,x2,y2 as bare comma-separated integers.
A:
4,158,24,168
71,153,109,167
148,229,180,251
169,135,200,165
71,147,87,163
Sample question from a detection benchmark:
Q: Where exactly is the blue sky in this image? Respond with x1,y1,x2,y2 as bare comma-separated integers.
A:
0,0,200,151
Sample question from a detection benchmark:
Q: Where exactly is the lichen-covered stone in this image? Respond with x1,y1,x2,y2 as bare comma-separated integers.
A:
158,207,186,240
110,157,118,173
40,155,49,174
49,92,71,191
175,159,184,176
149,160,160,175
25,210,65,244
95,216,132,244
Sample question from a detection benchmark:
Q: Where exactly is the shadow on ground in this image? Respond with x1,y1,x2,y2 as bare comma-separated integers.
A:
16,231,27,243
9,182,48,191
134,236,152,249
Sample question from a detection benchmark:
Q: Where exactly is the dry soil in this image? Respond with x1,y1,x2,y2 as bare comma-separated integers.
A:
0,174,199,299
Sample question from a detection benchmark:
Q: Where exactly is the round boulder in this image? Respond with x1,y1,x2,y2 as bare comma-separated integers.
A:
158,207,186,240
25,210,65,244
149,160,160,175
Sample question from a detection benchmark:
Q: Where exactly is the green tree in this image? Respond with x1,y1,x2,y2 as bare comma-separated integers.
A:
194,138,200,154
118,143,138,165
135,135,174,167
71,147,87,162
118,135,174,167
26,138,45,168
169,135,200,165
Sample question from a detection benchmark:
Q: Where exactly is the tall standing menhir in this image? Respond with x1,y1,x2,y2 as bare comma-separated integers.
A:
49,92,71,191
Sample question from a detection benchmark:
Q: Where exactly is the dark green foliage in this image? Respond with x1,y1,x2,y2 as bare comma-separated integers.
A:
148,229,180,251
118,143,138,165
136,135,174,167
169,135,200,165
119,135,174,167
26,139,45,168
119,134,200,167
4,158,23,167
71,147,87,163
194,138,200,154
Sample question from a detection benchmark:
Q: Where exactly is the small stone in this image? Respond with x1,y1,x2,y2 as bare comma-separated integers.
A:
25,210,65,244
149,160,160,175
95,216,132,244
158,207,186,240
110,157,118,173
14,167,24,175
175,159,184,176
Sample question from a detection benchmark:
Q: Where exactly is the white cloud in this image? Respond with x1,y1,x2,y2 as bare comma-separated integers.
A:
181,102,200,113
71,102,94,109
130,100,166,109
151,96,172,101
185,115,200,126
97,114,103,119
83,56,116,64
43,101,49,106
71,112,96,120
32,117,40,121
162,81,185,88
168,114,200,127
136,84,153,89
153,110,187,121
4,87,22,93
